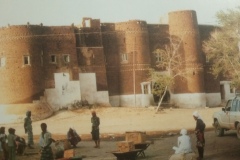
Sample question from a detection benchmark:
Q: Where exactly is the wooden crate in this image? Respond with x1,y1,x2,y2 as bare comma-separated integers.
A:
64,149,75,158
116,141,134,152
63,149,83,159
125,131,146,144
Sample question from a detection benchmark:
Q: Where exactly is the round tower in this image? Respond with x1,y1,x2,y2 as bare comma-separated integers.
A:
168,10,206,107
0,25,45,103
115,20,151,106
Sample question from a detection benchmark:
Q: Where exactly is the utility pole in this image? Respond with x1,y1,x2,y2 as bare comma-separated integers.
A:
237,23,240,53
133,37,136,107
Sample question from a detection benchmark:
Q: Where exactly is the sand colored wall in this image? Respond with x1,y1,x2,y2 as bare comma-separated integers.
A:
0,25,45,103
0,11,222,108
168,10,205,94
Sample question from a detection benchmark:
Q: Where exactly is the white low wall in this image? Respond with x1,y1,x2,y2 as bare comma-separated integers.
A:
171,93,206,108
109,94,154,107
220,81,235,101
45,72,109,110
206,93,221,107
94,91,110,106
79,73,97,104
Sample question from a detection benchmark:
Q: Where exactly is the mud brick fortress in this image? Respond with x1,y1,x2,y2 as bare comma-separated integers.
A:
0,10,233,110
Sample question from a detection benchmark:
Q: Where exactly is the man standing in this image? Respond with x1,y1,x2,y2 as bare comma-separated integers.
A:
39,123,54,160
91,111,100,148
24,111,34,149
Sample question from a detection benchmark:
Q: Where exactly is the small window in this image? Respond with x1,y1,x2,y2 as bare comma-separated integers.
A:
0,57,6,67
23,55,30,65
155,52,162,62
63,54,70,63
121,53,128,62
143,85,148,94
50,55,57,63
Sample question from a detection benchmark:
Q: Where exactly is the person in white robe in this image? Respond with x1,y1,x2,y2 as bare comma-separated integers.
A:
173,129,192,154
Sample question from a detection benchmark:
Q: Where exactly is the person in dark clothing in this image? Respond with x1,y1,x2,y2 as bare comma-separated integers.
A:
0,127,8,160
193,111,206,160
12,129,27,155
67,128,81,148
91,111,100,148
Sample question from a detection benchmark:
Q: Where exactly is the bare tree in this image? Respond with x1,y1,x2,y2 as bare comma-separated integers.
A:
150,34,199,112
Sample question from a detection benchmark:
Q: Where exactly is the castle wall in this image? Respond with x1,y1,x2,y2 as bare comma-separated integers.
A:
148,24,169,69
168,10,205,94
0,25,79,104
115,20,151,96
0,11,221,108
42,26,79,88
0,25,45,103
199,25,220,93
77,18,108,91
101,23,120,96
168,10,207,107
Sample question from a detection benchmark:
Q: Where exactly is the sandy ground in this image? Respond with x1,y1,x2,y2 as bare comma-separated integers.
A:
2,106,220,138
1,106,232,160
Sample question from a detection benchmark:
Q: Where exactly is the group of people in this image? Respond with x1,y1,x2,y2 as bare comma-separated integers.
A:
0,127,27,160
0,110,101,160
0,110,34,160
172,111,206,160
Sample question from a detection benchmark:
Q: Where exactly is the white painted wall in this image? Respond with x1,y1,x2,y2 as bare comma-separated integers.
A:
94,91,110,105
45,73,81,111
141,94,154,107
109,94,154,107
45,72,110,110
171,93,206,108
206,93,221,107
220,81,235,101
79,73,97,104
109,96,120,107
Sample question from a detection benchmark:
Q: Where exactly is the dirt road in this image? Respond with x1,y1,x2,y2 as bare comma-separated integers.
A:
17,130,240,160
2,106,240,159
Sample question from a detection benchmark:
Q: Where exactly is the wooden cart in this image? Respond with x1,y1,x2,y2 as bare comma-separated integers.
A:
111,149,143,160
134,141,151,157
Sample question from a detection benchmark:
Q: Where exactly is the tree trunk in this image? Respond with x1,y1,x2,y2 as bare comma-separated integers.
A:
155,86,168,113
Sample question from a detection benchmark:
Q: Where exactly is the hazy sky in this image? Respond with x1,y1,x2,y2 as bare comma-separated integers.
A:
0,0,239,27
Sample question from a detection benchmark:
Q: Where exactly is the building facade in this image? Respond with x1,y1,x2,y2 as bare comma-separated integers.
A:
0,10,233,109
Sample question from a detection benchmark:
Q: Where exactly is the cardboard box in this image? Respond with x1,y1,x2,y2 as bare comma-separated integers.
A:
63,148,83,159
64,149,75,158
125,131,146,144
117,141,134,152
